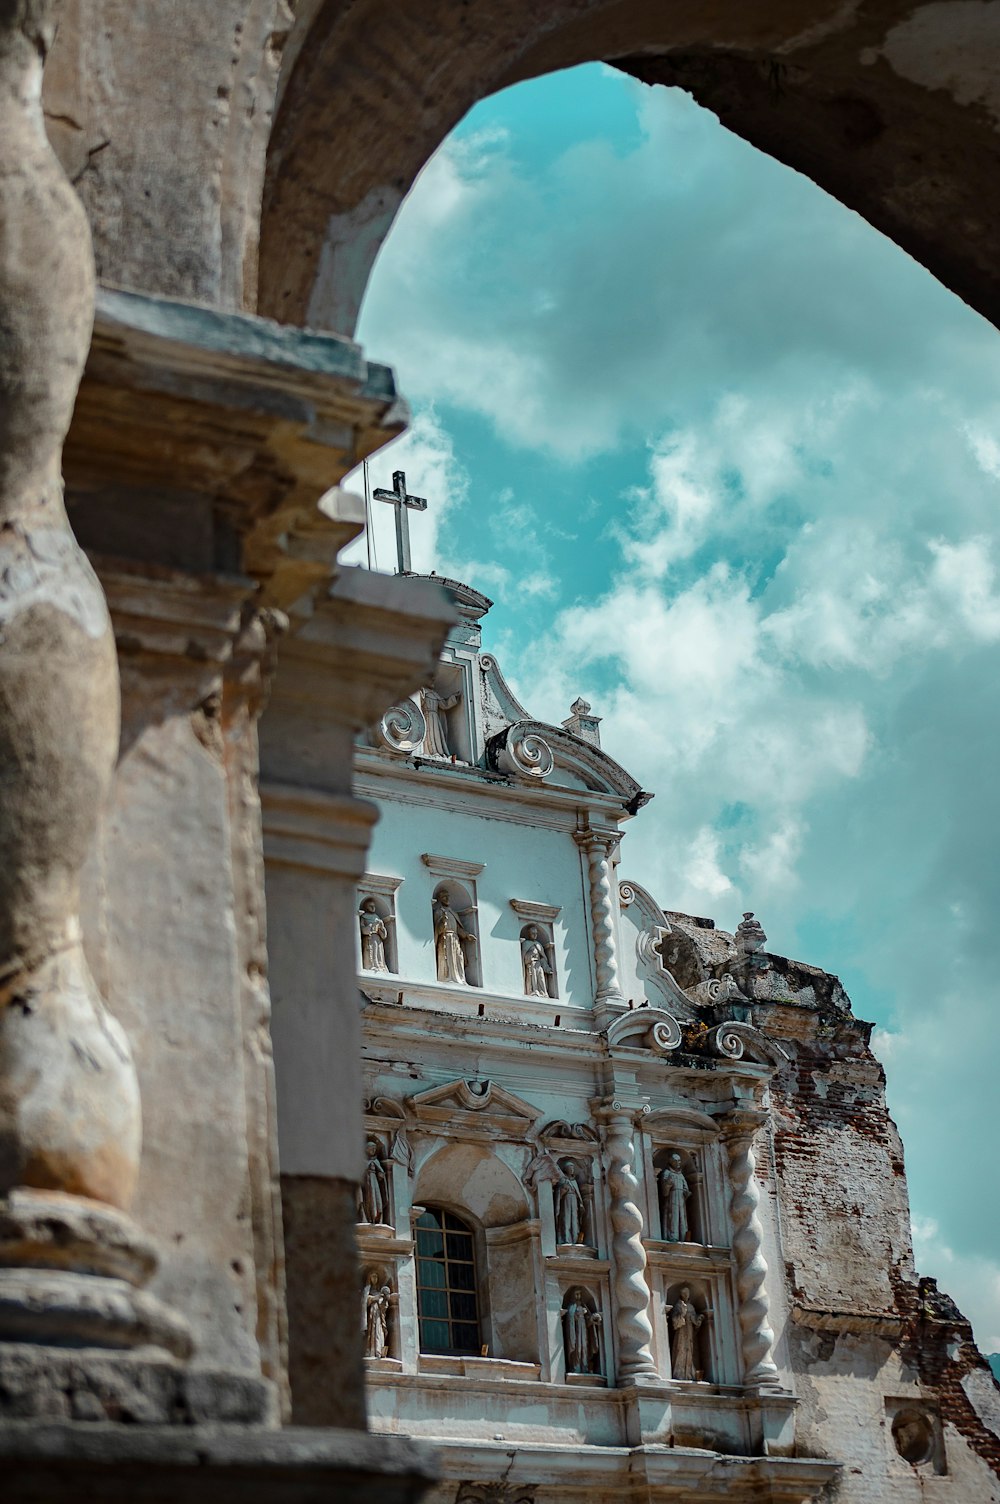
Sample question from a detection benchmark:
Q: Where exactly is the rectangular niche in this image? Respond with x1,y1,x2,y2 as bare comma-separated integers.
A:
421,853,484,988
510,899,561,1000
654,1269,734,1387
357,872,403,975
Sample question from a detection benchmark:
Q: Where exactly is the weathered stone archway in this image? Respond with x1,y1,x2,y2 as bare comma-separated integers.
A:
260,0,1000,337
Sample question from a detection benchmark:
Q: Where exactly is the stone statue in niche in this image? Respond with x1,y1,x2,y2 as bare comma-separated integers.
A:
434,888,475,984
666,1285,705,1381
658,1151,691,1243
420,684,462,759
357,1139,390,1226
363,1269,392,1359
521,924,552,997
554,1158,585,1246
359,897,389,972
563,1288,602,1374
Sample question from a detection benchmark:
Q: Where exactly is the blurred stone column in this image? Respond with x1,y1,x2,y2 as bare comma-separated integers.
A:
261,568,453,1425
0,0,188,1374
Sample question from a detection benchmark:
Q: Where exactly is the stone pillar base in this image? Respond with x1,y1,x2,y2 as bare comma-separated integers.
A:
0,1422,438,1504
0,1345,277,1427
0,1190,190,1358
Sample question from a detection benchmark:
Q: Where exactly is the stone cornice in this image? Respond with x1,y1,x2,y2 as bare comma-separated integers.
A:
270,568,456,734
96,558,252,663
67,287,408,606
261,783,377,877
354,750,630,830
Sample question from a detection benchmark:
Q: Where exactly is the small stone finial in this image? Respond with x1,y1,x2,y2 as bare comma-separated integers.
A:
736,911,767,959
562,697,602,748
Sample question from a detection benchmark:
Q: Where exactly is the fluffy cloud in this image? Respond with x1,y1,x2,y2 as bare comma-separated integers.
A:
341,407,467,576
354,64,1000,1353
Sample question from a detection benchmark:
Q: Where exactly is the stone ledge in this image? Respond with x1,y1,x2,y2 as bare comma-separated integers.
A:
791,1304,905,1338
0,1346,276,1427
0,1422,438,1504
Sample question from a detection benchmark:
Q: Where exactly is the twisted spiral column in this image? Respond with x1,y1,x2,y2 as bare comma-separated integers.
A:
723,1111,779,1386
575,829,623,1003
600,1106,657,1381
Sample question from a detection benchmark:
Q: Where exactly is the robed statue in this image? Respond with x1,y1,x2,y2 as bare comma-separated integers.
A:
357,1139,390,1226
667,1285,704,1381
420,685,461,759
521,924,551,997
658,1151,691,1242
363,1270,391,1359
563,1288,602,1374
554,1160,585,1247
434,888,474,984
359,897,388,972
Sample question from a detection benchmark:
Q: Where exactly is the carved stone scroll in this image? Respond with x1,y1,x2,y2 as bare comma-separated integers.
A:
722,1110,779,1386
599,1106,657,1380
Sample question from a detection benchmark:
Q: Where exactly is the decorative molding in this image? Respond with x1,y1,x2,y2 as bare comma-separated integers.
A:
488,720,651,810
607,1007,683,1056
376,697,426,754
540,1121,601,1146
420,852,485,880
455,1484,537,1504
262,784,378,878
409,1078,541,1131
644,1106,720,1137
360,872,404,898
363,1095,411,1169
492,723,555,780
510,898,562,923
479,653,531,740
713,1022,789,1066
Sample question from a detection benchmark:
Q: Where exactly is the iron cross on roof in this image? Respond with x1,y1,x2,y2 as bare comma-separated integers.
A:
372,469,428,574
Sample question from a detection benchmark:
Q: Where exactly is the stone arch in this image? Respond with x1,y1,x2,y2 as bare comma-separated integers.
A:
414,1141,530,1229
260,0,1000,338
413,1141,537,1362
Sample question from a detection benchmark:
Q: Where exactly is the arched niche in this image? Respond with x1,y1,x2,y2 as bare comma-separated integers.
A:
259,1,1000,341
432,879,482,988
520,921,557,1000
560,1284,603,1377
651,1144,703,1247
414,1142,536,1362
414,1141,529,1230
357,890,398,975
663,1277,713,1385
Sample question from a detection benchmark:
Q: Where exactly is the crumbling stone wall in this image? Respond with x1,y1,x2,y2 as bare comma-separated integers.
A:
666,911,1000,1496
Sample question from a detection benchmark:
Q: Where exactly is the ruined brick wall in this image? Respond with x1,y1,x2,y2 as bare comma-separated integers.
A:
666,915,1000,1496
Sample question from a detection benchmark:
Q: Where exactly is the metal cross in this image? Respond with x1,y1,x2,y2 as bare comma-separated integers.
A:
372,469,427,574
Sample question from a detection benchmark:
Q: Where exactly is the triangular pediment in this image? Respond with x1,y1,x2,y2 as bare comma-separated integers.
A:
408,1077,541,1128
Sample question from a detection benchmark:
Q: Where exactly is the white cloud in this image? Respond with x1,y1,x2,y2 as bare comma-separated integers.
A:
912,1215,1000,1355
341,407,469,577
355,62,1000,1357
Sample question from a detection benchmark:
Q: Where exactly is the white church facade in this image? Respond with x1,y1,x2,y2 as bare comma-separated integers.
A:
264,565,1000,1503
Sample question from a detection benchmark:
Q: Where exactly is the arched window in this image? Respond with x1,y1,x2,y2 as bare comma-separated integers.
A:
415,1207,481,1354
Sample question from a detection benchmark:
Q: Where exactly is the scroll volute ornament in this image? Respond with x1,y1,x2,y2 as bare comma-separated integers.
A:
0,1,141,1208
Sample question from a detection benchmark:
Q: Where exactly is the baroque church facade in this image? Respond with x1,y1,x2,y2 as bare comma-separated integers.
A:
5,5,1000,1501
270,574,1000,1502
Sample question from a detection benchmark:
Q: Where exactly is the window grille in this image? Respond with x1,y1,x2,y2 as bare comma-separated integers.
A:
415,1207,481,1354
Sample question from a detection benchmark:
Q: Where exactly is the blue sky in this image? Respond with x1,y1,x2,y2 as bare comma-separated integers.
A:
345,63,1000,1351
